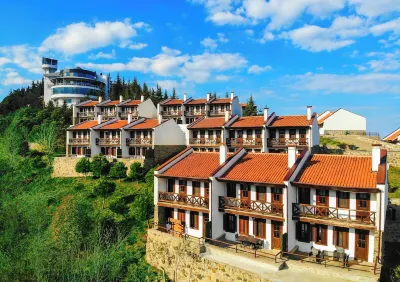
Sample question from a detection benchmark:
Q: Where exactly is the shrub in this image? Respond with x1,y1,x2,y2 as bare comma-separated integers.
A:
109,162,127,180
90,154,110,178
74,183,85,191
128,162,143,181
75,157,91,175
110,198,129,216
93,180,116,208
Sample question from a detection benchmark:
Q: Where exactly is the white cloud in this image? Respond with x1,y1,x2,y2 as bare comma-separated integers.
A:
207,11,249,25
39,19,146,55
215,74,232,81
244,29,254,36
285,72,400,94
361,50,400,71
124,42,148,50
0,57,11,66
2,71,32,86
280,16,367,52
248,64,272,74
0,45,42,74
316,66,324,70
217,33,229,43
348,0,400,17
370,18,400,37
259,30,275,43
201,37,218,50
131,21,152,32
89,49,116,60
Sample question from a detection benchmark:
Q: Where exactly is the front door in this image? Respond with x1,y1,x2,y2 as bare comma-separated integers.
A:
239,216,249,235
271,221,282,250
355,229,369,261
356,193,371,223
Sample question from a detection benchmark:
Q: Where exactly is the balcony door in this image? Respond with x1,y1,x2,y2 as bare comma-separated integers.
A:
356,193,370,223
279,130,285,144
299,129,307,145
271,221,283,249
177,209,186,224
167,179,175,193
239,216,249,235
355,229,369,261
193,181,201,196
316,189,329,216
289,129,296,141
179,180,187,195
299,188,310,204
271,187,283,214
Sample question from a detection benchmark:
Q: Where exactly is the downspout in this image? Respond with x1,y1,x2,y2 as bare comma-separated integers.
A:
378,191,382,260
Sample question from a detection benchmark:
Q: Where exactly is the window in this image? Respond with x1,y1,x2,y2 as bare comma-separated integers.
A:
312,225,327,245
190,211,199,230
240,184,250,199
179,180,187,195
223,214,236,233
253,218,266,239
204,182,209,198
246,129,253,138
208,130,214,138
289,129,296,139
193,181,201,196
239,216,249,235
193,130,198,138
271,187,282,202
299,129,306,139
299,188,310,204
316,189,329,205
279,129,285,138
333,227,349,249
256,186,266,202
255,129,262,138
167,179,175,193
237,130,243,138
270,129,276,139
337,191,350,208
178,209,186,223
296,222,311,243
216,130,221,138
227,183,236,198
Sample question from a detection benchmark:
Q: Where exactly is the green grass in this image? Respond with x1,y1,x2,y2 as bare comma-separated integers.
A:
389,166,400,198
320,136,358,150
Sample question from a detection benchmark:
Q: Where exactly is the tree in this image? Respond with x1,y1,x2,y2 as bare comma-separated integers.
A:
128,162,143,181
171,88,178,99
109,198,129,217
142,82,150,100
163,89,168,100
109,161,127,180
90,154,110,178
243,95,257,116
75,157,91,175
155,84,163,104
94,179,116,208
33,121,57,158
110,73,123,100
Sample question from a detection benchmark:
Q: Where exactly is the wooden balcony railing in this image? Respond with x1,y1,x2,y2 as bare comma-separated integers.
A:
69,138,90,145
185,109,205,116
120,111,139,118
208,110,230,116
292,203,376,225
227,138,263,147
267,138,309,147
189,138,222,146
219,196,284,216
126,138,152,146
160,110,182,116
100,112,117,118
96,138,121,145
78,112,95,118
158,192,209,208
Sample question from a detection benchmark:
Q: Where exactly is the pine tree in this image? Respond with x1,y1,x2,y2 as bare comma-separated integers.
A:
242,95,258,116
171,88,178,99
132,77,141,99
110,73,123,100
163,90,168,100
155,84,163,104
142,83,150,100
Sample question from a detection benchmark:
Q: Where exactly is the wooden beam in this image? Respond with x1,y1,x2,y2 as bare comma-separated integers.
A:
224,208,285,222
298,216,376,231
291,182,380,193
157,202,209,213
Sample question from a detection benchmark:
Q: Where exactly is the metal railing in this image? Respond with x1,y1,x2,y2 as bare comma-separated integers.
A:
126,138,152,146
96,138,121,145
69,138,90,145
160,110,182,116
100,112,117,118
78,112,95,118
158,192,209,208
219,196,284,216
227,138,263,147
189,138,222,146
292,203,376,225
267,138,309,146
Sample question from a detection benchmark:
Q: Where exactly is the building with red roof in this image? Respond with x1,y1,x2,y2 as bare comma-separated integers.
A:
317,108,366,136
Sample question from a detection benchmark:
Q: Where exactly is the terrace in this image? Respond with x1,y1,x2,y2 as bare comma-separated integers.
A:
126,138,152,146
219,196,284,218
96,138,121,146
158,191,209,209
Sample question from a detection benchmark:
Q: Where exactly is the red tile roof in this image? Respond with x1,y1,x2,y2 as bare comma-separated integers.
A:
126,119,159,130
122,100,141,106
162,99,184,105
210,98,233,104
218,153,291,185
188,117,226,129
186,99,207,105
99,100,120,106
98,120,128,130
157,147,192,171
269,115,312,127
383,128,400,142
294,154,378,189
78,101,98,107
229,116,265,128
69,120,99,130
161,152,221,179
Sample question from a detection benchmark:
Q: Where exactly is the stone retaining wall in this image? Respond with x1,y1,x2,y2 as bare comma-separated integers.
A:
146,229,270,282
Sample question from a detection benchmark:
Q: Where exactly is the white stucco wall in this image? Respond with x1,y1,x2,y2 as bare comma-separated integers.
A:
311,118,320,146
154,119,186,145
231,98,242,117
90,129,100,156
138,99,157,118
211,179,225,239
322,109,366,131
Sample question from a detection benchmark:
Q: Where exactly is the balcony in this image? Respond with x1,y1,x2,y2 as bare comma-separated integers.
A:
208,110,229,116
227,138,262,148
160,110,181,117
158,192,209,209
292,203,376,226
219,196,284,216
119,111,139,119
100,112,117,119
126,138,152,146
185,109,206,116
267,138,309,147
96,138,121,146
69,138,90,145
78,112,95,118
189,138,222,147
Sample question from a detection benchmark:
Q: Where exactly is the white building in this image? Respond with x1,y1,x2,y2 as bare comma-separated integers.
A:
42,57,109,106
318,108,366,135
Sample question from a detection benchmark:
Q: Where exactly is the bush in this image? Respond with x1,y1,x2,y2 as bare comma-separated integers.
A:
75,157,91,175
109,162,127,180
90,154,110,178
93,179,116,208
74,183,85,191
128,162,143,181
110,198,129,216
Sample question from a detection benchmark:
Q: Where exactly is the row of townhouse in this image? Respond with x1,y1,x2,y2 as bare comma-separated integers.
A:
154,144,388,263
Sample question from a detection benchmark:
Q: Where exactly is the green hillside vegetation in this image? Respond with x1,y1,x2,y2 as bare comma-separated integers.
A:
389,166,400,198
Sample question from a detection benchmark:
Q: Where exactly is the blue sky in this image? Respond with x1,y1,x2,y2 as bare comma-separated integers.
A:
0,0,399,135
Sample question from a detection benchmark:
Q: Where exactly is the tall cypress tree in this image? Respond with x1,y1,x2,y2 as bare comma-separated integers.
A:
243,95,257,116
142,82,150,100
155,84,163,104
171,88,178,99
163,90,168,100
110,73,123,100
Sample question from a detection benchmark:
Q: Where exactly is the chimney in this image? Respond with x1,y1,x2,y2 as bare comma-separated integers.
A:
183,93,187,101
128,113,132,124
230,92,234,100
220,145,227,164
119,95,123,102
97,114,103,125
141,95,144,102
264,107,269,122
372,144,381,172
307,106,312,120
288,145,296,168
207,93,211,101
72,105,77,125
224,110,231,122
98,96,103,103
158,114,163,125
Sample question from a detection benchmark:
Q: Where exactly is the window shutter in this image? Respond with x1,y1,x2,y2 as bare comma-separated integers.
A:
296,222,301,241
333,227,337,246
233,215,237,232
322,226,327,245
253,219,257,236
223,214,227,231
312,225,317,242
344,229,349,249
